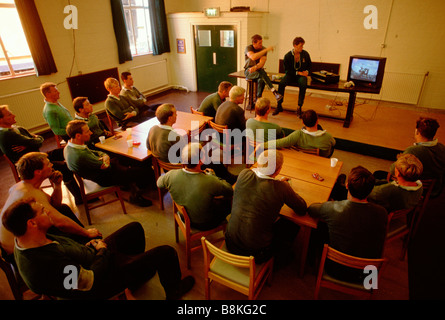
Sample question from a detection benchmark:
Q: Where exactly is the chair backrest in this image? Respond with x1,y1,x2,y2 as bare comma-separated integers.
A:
155,157,182,173
106,110,117,135
209,121,228,134
385,207,413,240
3,154,20,182
190,106,204,116
410,179,436,238
0,246,26,300
315,244,386,299
173,201,191,231
55,135,66,149
290,145,320,155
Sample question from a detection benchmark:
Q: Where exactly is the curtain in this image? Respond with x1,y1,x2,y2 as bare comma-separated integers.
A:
14,0,57,76
110,0,133,64
149,0,170,56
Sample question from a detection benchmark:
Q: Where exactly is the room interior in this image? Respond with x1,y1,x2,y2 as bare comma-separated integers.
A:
1,0,445,302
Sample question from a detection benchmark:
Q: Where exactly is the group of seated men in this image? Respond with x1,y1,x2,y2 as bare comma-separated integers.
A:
1,68,444,299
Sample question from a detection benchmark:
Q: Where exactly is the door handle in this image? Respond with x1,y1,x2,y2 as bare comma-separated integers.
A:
213,52,216,65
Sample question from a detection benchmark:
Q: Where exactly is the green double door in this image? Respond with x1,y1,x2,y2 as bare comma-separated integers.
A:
194,25,237,93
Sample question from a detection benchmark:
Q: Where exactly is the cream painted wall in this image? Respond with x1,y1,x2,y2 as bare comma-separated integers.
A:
166,0,445,110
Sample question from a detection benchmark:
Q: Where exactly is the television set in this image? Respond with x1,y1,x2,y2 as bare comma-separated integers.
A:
347,55,387,92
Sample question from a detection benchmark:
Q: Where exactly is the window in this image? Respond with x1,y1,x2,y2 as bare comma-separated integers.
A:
0,0,35,78
122,0,153,56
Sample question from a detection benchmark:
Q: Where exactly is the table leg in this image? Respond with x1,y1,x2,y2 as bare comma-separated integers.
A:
343,91,356,128
298,226,312,277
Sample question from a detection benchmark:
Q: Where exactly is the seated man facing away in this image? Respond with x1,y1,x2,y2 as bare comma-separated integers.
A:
198,81,233,118
0,105,83,204
260,109,336,158
225,150,307,265
147,103,182,163
368,153,423,213
0,152,101,257
104,77,149,129
73,97,113,145
246,97,285,143
64,120,152,207
120,71,160,114
308,166,388,283
2,198,194,300
390,117,445,198
157,143,233,231
41,82,74,142
215,85,247,131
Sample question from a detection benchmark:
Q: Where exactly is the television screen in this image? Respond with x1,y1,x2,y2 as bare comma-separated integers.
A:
349,58,379,83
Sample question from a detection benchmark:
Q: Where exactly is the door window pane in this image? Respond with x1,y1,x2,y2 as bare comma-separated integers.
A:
198,30,211,47
220,30,234,48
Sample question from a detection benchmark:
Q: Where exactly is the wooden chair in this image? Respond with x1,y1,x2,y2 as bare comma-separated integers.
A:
201,236,274,300
190,106,204,116
73,172,127,225
173,201,226,269
152,157,182,210
0,246,44,300
290,146,320,156
3,154,20,183
314,244,387,300
208,121,243,163
410,179,436,239
385,207,415,260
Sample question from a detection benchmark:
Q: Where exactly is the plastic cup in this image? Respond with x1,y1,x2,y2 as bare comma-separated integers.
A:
127,139,133,147
330,158,338,167
126,128,132,136
99,136,105,144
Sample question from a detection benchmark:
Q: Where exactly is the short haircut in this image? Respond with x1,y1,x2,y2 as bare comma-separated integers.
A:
16,152,48,180
395,153,423,182
255,98,271,116
218,81,233,93
416,117,440,140
251,34,262,43
293,37,305,46
40,82,56,98
257,149,283,176
155,103,175,124
121,71,132,81
0,105,9,119
347,166,375,200
73,97,88,113
181,143,202,169
2,198,37,237
229,86,245,100
66,119,88,139
301,109,318,127
104,78,119,91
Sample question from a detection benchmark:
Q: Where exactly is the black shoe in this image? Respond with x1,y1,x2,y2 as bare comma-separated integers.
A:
273,91,283,102
166,276,195,300
272,108,282,116
129,195,152,207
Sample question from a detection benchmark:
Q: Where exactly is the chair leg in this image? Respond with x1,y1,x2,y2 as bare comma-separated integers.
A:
205,278,210,300
186,238,191,269
116,191,127,215
84,206,92,225
158,189,164,210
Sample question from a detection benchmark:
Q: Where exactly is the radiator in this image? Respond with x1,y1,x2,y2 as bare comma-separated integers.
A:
0,88,46,132
129,59,169,94
379,71,428,105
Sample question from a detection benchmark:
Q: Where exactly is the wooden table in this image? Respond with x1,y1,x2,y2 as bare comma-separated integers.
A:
95,111,214,161
274,148,343,276
229,70,381,128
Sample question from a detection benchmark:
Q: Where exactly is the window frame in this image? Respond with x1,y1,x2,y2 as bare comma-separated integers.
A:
122,0,153,57
0,1,36,79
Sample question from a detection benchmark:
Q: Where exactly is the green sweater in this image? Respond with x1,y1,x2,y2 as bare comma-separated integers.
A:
104,95,138,124
147,125,182,162
0,126,44,162
74,114,109,143
14,233,110,299
246,118,284,143
264,128,335,158
64,142,107,182
157,169,233,227
120,86,146,109
42,101,73,136
368,180,423,213
198,92,222,118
